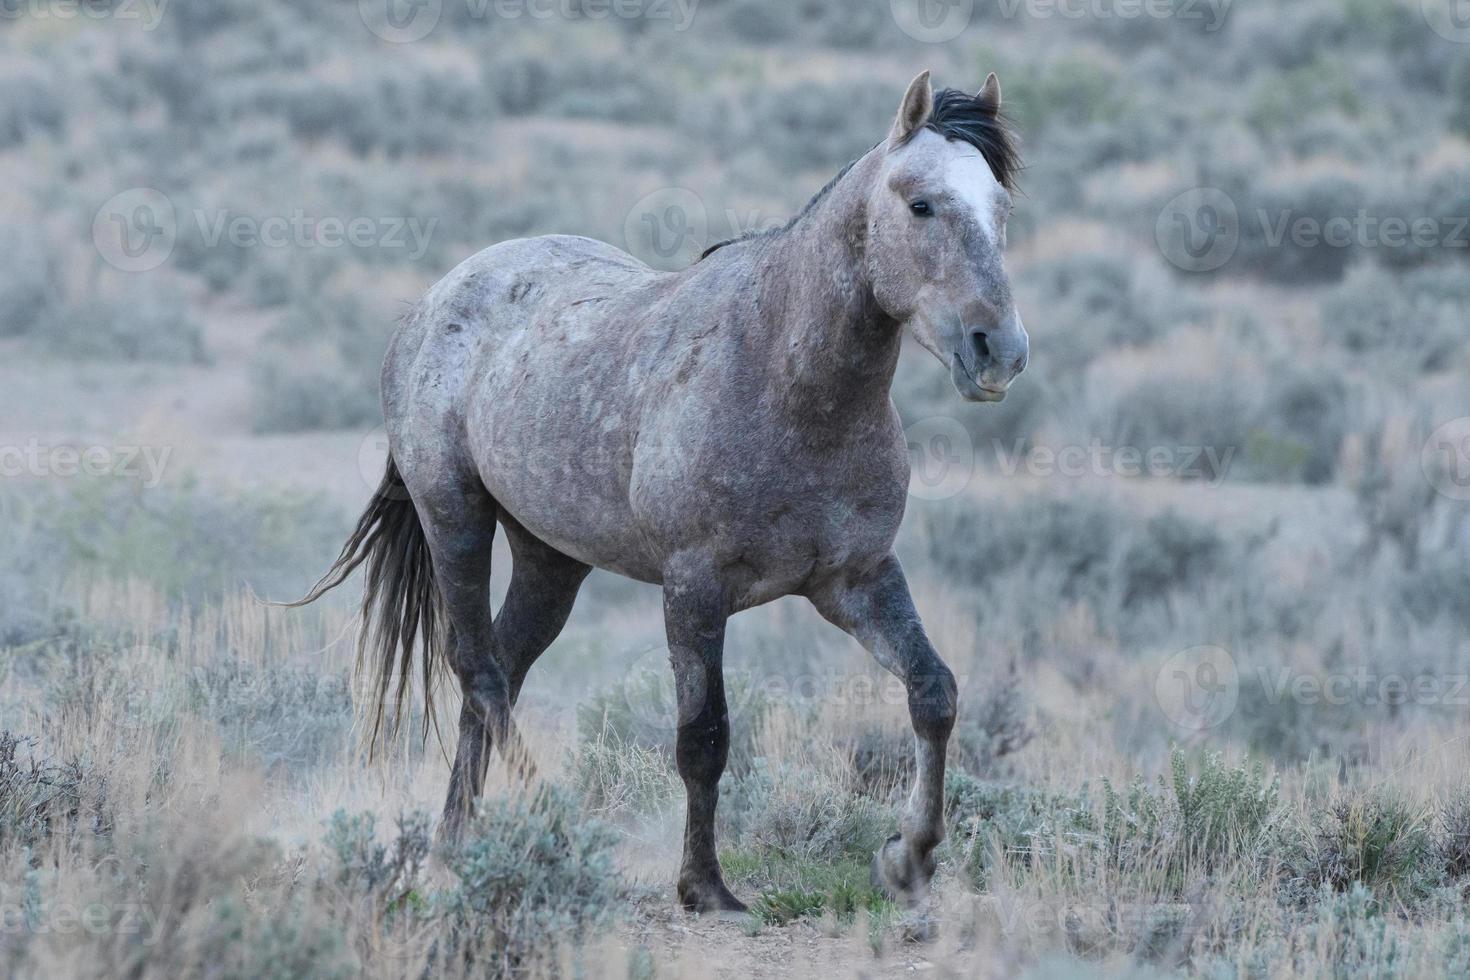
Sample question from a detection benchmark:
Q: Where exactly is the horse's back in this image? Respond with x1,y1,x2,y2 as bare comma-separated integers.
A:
422,234,654,330
383,233,658,408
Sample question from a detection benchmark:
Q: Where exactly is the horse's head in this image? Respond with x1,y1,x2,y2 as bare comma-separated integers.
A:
867,71,1027,403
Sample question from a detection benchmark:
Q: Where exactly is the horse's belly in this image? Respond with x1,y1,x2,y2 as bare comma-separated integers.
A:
727,498,904,609
470,377,666,582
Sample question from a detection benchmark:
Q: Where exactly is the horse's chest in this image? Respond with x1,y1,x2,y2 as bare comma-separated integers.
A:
712,465,907,608
631,404,910,600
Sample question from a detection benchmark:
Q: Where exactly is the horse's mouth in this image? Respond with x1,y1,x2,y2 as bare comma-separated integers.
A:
949,354,1008,403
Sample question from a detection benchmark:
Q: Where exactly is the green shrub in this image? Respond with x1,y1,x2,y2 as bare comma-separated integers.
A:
322,809,431,915
1027,252,1205,377
1119,512,1226,609
1305,883,1407,980
1168,751,1280,870
1296,790,1434,901
1437,792,1470,880
1247,57,1362,142
944,772,1094,889
188,659,354,770
1229,174,1369,283
1450,59,1470,139
1258,371,1349,485
1099,750,1280,883
1322,264,1469,375
844,665,1033,801
439,787,623,975
720,758,892,865
743,79,895,172
0,732,112,856
574,660,768,776
749,873,887,927
998,51,1131,136
14,478,347,607
570,726,681,820
1444,919,1470,977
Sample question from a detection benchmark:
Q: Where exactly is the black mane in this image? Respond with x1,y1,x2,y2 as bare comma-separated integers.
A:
699,85,1021,262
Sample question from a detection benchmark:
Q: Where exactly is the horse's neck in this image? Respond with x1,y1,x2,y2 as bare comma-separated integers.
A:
753,150,900,423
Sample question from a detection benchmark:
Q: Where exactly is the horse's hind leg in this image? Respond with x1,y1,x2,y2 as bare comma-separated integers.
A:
808,555,957,925
494,518,592,704
410,482,511,845
428,504,589,845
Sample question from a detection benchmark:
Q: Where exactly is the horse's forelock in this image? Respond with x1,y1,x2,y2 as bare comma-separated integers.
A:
914,88,1022,194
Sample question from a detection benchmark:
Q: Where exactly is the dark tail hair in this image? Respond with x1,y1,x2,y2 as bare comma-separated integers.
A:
282,456,444,750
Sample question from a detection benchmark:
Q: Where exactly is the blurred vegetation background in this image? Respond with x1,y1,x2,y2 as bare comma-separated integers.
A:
3,0,1467,732
3,2,1470,975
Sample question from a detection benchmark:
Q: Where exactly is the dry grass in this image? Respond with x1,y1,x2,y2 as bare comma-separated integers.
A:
2,557,1470,978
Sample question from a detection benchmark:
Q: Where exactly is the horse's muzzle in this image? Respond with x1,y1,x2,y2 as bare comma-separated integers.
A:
950,354,1010,402
952,317,1027,402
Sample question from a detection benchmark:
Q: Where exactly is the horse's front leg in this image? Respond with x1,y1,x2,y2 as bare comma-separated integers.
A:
663,568,747,914
809,554,958,912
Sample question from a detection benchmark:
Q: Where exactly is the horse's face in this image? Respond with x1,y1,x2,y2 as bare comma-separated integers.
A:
868,73,1028,403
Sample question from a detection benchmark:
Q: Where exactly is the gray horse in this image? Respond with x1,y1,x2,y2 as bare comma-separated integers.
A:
296,71,1027,915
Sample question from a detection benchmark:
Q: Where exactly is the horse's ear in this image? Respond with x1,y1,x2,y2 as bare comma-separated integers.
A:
977,72,1002,113
891,70,933,144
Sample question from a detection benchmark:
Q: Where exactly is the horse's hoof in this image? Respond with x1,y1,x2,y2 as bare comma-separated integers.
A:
898,908,939,944
679,878,749,916
872,833,912,900
872,833,935,906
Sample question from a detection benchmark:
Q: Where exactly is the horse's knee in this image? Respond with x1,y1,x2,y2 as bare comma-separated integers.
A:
907,660,957,742
675,702,730,784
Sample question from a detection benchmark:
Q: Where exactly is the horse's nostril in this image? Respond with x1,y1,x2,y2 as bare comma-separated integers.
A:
971,331,990,361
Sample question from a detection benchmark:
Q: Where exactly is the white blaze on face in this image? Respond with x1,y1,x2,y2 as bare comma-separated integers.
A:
942,144,1007,245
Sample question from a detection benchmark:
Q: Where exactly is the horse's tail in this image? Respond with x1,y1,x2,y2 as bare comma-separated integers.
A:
280,455,445,750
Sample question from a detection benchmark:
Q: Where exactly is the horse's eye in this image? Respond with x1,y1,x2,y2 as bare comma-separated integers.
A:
910,201,932,217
